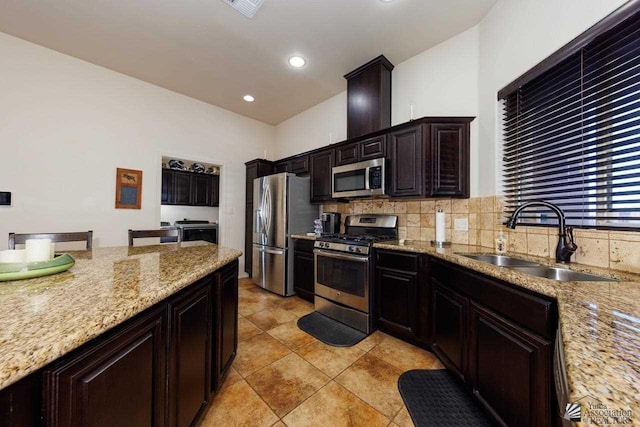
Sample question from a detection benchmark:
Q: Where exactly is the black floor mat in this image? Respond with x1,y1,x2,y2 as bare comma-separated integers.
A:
398,369,496,427
297,312,367,347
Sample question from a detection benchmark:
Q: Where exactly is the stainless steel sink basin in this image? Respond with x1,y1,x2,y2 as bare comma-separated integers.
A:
459,254,540,267
509,266,617,282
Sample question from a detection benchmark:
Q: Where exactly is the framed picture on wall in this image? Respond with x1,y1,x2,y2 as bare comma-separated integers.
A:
115,168,143,209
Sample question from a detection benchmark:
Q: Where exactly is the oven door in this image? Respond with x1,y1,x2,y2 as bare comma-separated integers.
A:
314,249,369,313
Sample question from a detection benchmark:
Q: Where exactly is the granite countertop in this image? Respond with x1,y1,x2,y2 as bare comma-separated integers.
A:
291,233,317,241
374,240,640,419
0,242,241,390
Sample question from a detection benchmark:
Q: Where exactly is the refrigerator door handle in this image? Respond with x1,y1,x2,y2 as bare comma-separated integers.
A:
257,247,284,255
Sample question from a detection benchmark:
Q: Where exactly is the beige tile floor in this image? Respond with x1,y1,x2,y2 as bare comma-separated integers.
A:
199,278,445,427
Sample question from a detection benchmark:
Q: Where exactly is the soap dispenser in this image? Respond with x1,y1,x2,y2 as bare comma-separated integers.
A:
496,231,507,254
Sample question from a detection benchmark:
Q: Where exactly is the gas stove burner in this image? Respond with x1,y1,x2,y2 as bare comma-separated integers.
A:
317,233,396,246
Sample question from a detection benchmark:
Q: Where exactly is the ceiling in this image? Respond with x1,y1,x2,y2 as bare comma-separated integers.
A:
0,0,496,125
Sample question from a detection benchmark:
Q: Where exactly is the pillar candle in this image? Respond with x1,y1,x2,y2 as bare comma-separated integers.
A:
25,239,53,262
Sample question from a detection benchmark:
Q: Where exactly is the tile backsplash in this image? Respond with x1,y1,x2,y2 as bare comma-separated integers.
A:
323,196,640,274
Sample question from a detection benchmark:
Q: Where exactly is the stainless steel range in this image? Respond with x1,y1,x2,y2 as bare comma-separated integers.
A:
314,214,398,333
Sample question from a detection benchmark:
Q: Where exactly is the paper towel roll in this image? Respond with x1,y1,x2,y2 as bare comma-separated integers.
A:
435,210,446,243
0,249,27,263
25,239,53,262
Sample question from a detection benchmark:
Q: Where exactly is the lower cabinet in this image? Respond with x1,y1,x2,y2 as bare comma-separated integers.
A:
374,249,428,346
429,257,556,427
293,239,315,302
430,280,467,381
212,261,239,392
44,306,167,427
38,260,239,427
469,302,552,427
168,280,211,427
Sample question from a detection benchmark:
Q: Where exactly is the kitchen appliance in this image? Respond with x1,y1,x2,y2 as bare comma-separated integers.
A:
314,214,398,333
321,212,341,234
252,173,318,296
332,158,385,199
174,220,218,244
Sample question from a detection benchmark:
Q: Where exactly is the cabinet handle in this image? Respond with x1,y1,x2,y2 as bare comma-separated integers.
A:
386,274,411,282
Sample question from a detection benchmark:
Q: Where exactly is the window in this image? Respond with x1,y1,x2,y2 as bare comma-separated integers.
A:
499,7,640,229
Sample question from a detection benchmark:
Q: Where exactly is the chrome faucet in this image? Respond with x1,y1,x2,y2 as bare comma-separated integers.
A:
505,200,578,263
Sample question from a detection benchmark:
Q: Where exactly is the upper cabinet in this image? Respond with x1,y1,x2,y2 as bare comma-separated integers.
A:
162,169,220,207
387,118,472,199
310,149,334,203
427,123,470,198
345,55,394,139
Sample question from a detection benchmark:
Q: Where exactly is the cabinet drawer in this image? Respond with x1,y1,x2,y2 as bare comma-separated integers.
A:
335,142,360,166
431,258,556,339
293,238,315,253
376,249,420,272
359,135,386,160
290,156,309,175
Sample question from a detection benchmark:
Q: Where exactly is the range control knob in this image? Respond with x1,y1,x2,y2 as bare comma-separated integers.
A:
348,246,355,252
355,247,362,253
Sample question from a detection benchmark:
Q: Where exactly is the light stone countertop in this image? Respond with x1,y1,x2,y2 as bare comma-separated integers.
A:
0,242,241,390
374,240,640,421
291,234,317,241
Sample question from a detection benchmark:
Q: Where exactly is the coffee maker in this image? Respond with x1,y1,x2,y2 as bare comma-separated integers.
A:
321,212,341,234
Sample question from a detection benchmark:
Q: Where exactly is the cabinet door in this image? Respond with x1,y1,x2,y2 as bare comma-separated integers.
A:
430,280,467,381
161,169,175,205
191,174,211,206
427,123,469,198
290,156,309,175
388,124,425,197
210,175,220,207
310,149,334,203
213,261,239,392
174,172,192,205
359,135,386,160
275,161,289,173
376,268,419,344
335,142,360,166
44,307,166,427
293,250,315,302
168,281,211,427
469,302,552,427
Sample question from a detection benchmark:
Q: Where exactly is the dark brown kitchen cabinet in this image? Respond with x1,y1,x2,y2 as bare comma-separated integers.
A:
168,280,211,427
174,171,192,205
428,257,557,427
387,124,425,197
191,174,211,206
162,169,220,207
469,302,552,427
427,123,470,197
345,55,394,139
359,135,386,160
375,249,429,347
335,142,360,166
274,161,289,173
161,169,175,204
212,260,238,392
245,160,275,275
44,306,167,427
310,149,334,203
290,156,310,175
430,280,468,381
293,238,315,302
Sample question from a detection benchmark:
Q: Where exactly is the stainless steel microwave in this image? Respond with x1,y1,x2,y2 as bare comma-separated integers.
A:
332,158,385,198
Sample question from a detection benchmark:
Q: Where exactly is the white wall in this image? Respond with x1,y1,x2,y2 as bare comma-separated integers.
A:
0,32,276,273
275,26,481,194
275,92,347,159
478,0,627,195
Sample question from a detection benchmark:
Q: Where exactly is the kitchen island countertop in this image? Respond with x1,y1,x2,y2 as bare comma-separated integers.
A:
0,242,241,390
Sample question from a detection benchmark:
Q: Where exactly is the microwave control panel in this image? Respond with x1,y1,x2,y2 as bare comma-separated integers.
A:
369,167,383,189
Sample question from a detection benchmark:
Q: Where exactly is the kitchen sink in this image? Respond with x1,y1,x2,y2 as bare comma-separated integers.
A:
459,254,540,267
508,266,617,282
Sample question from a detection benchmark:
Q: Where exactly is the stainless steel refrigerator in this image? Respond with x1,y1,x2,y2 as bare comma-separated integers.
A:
252,173,318,296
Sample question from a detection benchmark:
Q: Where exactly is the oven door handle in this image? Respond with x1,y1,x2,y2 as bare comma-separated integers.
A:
314,249,369,262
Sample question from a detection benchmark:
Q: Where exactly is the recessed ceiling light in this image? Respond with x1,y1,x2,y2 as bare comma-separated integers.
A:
243,95,255,102
380,0,395,2
288,56,306,68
